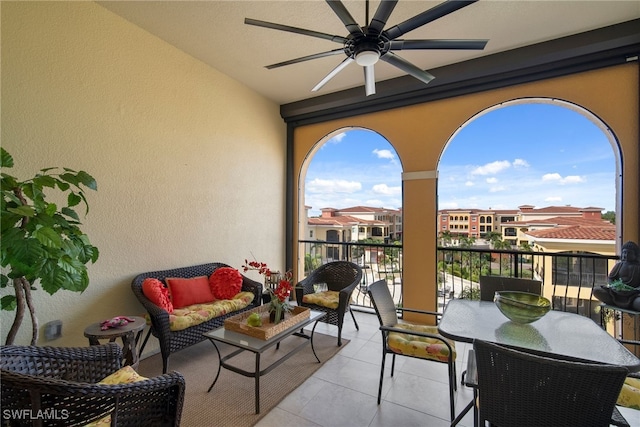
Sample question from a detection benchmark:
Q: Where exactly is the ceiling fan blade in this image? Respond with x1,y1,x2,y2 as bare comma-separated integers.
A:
245,18,347,44
266,49,346,69
364,65,376,96
369,0,399,35
312,57,354,92
384,0,478,40
325,0,363,36
380,52,435,85
389,39,488,50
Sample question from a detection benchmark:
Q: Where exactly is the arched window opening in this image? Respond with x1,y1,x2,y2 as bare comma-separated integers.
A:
298,127,403,307
435,98,621,322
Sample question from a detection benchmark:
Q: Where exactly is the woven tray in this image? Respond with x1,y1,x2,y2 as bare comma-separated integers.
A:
224,305,310,340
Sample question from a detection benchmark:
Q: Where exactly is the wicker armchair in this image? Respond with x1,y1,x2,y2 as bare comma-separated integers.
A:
473,339,630,427
294,261,362,346
367,279,458,421
0,343,185,426
131,262,262,373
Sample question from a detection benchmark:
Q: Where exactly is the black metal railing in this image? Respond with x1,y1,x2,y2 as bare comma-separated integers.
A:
299,239,402,308
298,240,619,324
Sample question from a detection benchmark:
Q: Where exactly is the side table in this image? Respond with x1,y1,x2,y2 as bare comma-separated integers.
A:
84,316,146,368
600,303,640,351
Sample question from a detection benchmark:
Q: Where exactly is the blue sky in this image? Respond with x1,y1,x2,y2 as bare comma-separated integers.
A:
304,103,616,217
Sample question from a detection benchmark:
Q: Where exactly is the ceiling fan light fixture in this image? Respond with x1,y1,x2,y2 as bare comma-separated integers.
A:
355,50,380,66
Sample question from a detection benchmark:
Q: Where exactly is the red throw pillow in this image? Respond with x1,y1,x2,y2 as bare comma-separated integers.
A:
209,267,243,300
166,276,214,308
142,278,174,313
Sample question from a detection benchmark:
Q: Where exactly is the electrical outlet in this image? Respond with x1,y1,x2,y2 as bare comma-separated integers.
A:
44,320,62,340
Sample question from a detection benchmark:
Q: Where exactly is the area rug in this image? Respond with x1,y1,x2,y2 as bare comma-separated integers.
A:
137,332,347,427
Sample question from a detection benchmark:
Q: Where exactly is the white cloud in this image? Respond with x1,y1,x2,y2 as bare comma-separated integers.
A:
439,201,459,209
328,132,346,144
489,186,506,193
542,173,585,184
471,160,511,175
465,181,474,187
306,178,361,194
563,175,585,184
373,149,395,160
542,173,562,181
513,158,529,168
486,177,498,184
545,196,563,203
372,184,401,196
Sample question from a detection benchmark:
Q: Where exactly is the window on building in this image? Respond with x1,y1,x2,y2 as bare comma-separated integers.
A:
310,230,314,238
553,252,609,288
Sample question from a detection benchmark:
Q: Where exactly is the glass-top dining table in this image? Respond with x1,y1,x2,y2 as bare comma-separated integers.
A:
438,299,640,371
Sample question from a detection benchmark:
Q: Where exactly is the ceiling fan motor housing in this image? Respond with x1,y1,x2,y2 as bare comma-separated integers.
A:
346,34,387,66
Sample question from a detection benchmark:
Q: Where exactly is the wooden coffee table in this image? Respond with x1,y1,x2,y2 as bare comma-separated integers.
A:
203,309,326,414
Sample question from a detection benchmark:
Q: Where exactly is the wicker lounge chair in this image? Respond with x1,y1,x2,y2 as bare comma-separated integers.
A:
0,343,185,426
294,261,363,346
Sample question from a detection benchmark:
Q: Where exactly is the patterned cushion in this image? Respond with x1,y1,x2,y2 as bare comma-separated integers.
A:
209,267,243,300
618,376,640,409
85,366,148,426
165,291,255,331
98,365,147,385
302,290,340,309
387,323,456,363
142,278,173,313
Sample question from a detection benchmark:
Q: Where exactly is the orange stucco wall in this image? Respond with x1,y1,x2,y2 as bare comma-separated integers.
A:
292,63,640,321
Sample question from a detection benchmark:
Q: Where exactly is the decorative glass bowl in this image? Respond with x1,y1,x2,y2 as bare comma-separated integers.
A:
494,291,551,324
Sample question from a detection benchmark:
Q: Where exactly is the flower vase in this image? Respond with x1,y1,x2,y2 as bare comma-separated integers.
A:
270,305,283,324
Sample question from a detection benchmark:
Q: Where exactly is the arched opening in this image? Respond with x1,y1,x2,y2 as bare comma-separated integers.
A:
436,98,622,317
297,127,403,305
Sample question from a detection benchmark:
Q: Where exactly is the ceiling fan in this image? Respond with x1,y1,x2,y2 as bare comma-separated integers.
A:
245,0,488,96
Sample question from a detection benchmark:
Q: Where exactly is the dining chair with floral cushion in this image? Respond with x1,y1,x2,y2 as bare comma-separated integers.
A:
367,279,458,422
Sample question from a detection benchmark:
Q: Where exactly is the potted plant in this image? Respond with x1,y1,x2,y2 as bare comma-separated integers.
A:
1,148,99,345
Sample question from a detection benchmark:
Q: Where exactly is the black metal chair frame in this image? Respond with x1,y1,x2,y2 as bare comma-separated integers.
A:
472,339,630,427
479,275,542,302
294,261,363,346
0,343,185,427
367,279,458,422
131,262,262,373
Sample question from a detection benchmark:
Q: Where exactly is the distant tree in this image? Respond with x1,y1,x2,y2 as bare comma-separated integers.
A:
439,230,452,246
485,231,503,248
459,236,476,248
602,211,615,224
519,241,533,252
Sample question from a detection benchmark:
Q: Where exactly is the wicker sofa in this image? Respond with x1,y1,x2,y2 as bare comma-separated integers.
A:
131,262,262,373
0,343,185,426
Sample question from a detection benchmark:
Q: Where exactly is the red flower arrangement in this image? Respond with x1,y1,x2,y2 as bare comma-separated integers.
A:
243,259,293,323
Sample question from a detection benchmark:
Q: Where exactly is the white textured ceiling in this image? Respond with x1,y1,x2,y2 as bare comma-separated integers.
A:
97,1,640,105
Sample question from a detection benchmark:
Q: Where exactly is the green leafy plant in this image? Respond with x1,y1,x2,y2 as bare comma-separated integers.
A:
1,148,99,345
609,278,636,292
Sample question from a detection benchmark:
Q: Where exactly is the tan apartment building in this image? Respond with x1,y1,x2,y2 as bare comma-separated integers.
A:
437,208,519,239
306,206,402,243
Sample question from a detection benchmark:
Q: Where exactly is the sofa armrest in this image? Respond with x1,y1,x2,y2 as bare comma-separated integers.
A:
241,275,263,306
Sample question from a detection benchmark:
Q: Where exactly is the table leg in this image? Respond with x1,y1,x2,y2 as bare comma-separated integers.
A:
122,331,141,367
310,320,321,363
207,342,223,393
255,353,261,414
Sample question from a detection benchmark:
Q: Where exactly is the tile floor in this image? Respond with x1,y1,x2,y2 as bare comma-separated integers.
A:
255,310,640,427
